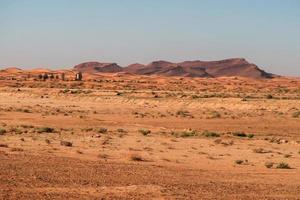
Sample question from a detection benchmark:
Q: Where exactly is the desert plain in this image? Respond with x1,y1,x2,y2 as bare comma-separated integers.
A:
0,71,300,199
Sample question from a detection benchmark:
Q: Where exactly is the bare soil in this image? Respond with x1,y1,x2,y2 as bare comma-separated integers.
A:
0,75,300,199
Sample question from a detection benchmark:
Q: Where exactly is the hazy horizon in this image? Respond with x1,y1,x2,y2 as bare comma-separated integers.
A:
1,0,299,76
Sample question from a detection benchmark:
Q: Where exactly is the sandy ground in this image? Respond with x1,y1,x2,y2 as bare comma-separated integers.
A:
0,76,300,199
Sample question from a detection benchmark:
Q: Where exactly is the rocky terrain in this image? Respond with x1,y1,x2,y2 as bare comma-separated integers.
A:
72,58,273,78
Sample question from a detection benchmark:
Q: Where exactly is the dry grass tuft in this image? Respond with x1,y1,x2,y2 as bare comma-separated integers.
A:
130,154,145,162
60,141,73,147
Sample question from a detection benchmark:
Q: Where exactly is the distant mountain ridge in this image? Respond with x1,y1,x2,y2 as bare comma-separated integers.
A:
74,62,123,73
73,58,273,78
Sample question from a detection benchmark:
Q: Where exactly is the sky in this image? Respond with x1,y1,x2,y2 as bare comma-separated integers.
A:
0,0,299,76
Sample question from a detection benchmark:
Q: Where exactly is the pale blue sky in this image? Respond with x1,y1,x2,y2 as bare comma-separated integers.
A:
0,0,299,76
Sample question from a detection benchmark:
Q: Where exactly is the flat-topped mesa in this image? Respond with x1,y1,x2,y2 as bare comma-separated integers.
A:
72,58,274,78
74,62,123,73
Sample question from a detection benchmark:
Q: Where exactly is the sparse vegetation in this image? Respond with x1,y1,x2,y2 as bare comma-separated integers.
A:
16,108,31,113
232,132,247,137
171,129,220,138
98,153,109,159
179,129,199,137
117,128,126,133
202,130,220,138
96,127,108,134
36,127,55,133
60,141,73,147
284,154,292,158
10,147,24,152
232,132,254,138
214,138,222,144
139,129,151,136
130,154,144,161
0,144,9,148
116,91,122,96
292,111,300,118
170,129,200,138
176,110,193,118
265,162,274,169
253,148,272,154
276,162,291,169
76,150,83,154
45,139,51,144
269,137,287,144
0,69,300,198
210,111,221,118
82,127,93,132
20,124,34,129
0,128,6,135
235,160,244,165
10,127,23,134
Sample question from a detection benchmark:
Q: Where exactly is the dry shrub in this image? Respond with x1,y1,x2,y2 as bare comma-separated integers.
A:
60,140,73,147
130,154,144,162
10,147,24,152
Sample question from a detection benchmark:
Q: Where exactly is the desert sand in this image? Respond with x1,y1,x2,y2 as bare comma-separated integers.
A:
0,73,300,199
